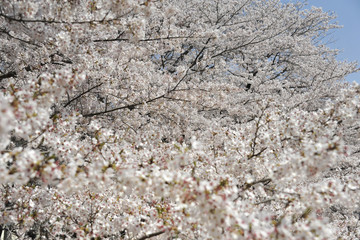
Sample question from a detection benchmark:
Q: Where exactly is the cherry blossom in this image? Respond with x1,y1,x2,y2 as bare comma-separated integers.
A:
0,0,359,239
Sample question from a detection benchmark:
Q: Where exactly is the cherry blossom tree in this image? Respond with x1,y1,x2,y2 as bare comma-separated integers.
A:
0,0,359,239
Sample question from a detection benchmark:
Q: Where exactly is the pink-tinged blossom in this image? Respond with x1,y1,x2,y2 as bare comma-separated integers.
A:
0,0,359,239
0,94,14,150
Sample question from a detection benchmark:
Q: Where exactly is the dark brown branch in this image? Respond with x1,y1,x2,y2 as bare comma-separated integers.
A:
50,52,73,65
212,22,297,59
263,187,301,197
220,0,251,27
0,28,40,47
64,82,103,107
83,94,166,117
170,38,211,93
351,149,360,156
83,40,209,117
248,106,268,160
254,199,274,205
84,38,211,118
0,11,133,25
233,177,273,202
93,38,128,42
248,147,267,160
163,96,191,102
93,35,211,43
243,178,272,190
136,230,165,240
0,71,16,81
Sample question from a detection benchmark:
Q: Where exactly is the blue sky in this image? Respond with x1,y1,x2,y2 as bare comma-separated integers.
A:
282,0,360,83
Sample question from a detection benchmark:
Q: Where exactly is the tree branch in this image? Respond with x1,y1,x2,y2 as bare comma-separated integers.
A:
136,230,165,240
64,82,103,107
0,28,40,47
82,93,166,117
169,38,211,93
0,11,133,25
84,40,212,118
93,35,212,43
0,71,16,81
83,38,211,118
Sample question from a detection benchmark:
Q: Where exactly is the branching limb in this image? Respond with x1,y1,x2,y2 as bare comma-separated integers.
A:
93,35,211,43
64,82,103,107
83,93,165,117
0,11,133,25
0,27,40,47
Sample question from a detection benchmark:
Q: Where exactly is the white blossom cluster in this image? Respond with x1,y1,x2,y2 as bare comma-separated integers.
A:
0,0,359,239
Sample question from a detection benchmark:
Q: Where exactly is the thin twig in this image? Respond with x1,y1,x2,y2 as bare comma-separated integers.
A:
64,82,103,107
0,11,133,25
0,28,40,47
137,230,166,240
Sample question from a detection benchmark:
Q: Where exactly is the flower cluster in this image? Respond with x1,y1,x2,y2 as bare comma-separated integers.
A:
0,0,359,239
